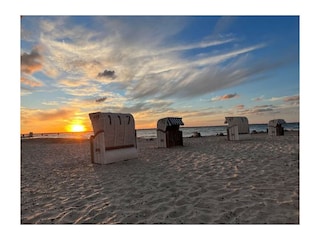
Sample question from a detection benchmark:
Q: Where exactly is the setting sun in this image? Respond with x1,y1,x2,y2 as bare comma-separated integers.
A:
72,124,85,132
66,124,86,132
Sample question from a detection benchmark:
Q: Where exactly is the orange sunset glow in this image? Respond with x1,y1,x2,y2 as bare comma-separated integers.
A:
21,16,299,135
66,123,87,133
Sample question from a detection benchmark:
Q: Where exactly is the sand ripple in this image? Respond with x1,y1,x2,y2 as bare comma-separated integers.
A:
21,132,299,224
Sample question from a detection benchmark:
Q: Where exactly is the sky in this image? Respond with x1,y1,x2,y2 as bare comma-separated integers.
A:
20,15,299,133
8,1,320,238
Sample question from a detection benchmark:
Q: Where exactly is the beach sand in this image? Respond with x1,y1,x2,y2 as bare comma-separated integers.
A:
21,132,299,224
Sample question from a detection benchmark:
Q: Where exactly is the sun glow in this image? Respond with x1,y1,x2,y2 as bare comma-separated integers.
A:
67,123,86,132
72,124,85,132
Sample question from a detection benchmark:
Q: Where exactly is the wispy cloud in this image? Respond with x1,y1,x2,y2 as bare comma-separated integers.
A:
21,107,77,125
269,95,299,105
154,38,235,56
57,83,103,97
252,95,264,101
211,93,239,102
235,104,245,109
21,75,43,88
250,105,275,113
212,16,236,39
20,16,299,130
283,95,299,105
37,108,76,121
41,101,59,106
23,17,272,102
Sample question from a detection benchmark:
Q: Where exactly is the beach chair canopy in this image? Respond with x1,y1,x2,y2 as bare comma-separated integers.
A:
157,117,184,132
224,116,249,134
89,112,136,148
268,119,286,127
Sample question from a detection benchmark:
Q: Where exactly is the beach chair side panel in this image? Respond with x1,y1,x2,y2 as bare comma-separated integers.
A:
268,126,276,136
157,130,167,148
157,119,167,148
228,125,239,141
91,131,106,164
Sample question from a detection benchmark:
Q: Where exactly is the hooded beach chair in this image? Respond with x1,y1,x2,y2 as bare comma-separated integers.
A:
157,117,184,148
268,119,286,136
224,116,251,140
89,112,138,164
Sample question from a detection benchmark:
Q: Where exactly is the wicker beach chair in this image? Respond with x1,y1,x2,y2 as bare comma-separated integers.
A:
224,116,251,141
268,119,286,136
89,112,138,164
157,117,184,148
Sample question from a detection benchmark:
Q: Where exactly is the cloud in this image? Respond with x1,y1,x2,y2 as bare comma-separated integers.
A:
106,99,174,116
269,95,299,105
60,84,104,97
155,38,235,56
235,104,245,109
21,76,43,87
97,69,116,79
126,44,267,100
143,45,275,100
21,87,32,96
41,101,59,106
29,17,271,101
244,105,275,114
282,95,299,106
212,16,236,39
252,96,264,101
230,104,277,116
283,95,299,103
57,77,107,97
36,108,76,121
192,44,265,67
21,16,298,127
21,47,43,74
269,96,284,101
212,93,239,101
21,107,77,125
58,78,89,88
251,106,274,113
95,97,107,103
21,107,82,133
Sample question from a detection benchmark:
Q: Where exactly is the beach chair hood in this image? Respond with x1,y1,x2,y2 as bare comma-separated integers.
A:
268,119,286,127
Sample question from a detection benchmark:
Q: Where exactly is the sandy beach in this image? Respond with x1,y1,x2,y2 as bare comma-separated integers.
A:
21,132,299,224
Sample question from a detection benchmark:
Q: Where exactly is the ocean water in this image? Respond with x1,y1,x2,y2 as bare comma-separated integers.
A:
137,122,299,139
22,122,299,140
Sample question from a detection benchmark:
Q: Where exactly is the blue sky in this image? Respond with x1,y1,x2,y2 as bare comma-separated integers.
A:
21,15,299,132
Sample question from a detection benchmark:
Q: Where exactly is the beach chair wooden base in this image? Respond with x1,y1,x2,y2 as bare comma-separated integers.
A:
90,131,138,164
227,125,251,141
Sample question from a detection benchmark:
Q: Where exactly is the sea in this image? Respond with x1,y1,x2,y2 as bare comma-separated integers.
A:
22,122,299,140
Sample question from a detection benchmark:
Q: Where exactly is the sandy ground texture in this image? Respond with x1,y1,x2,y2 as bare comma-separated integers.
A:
21,132,299,224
